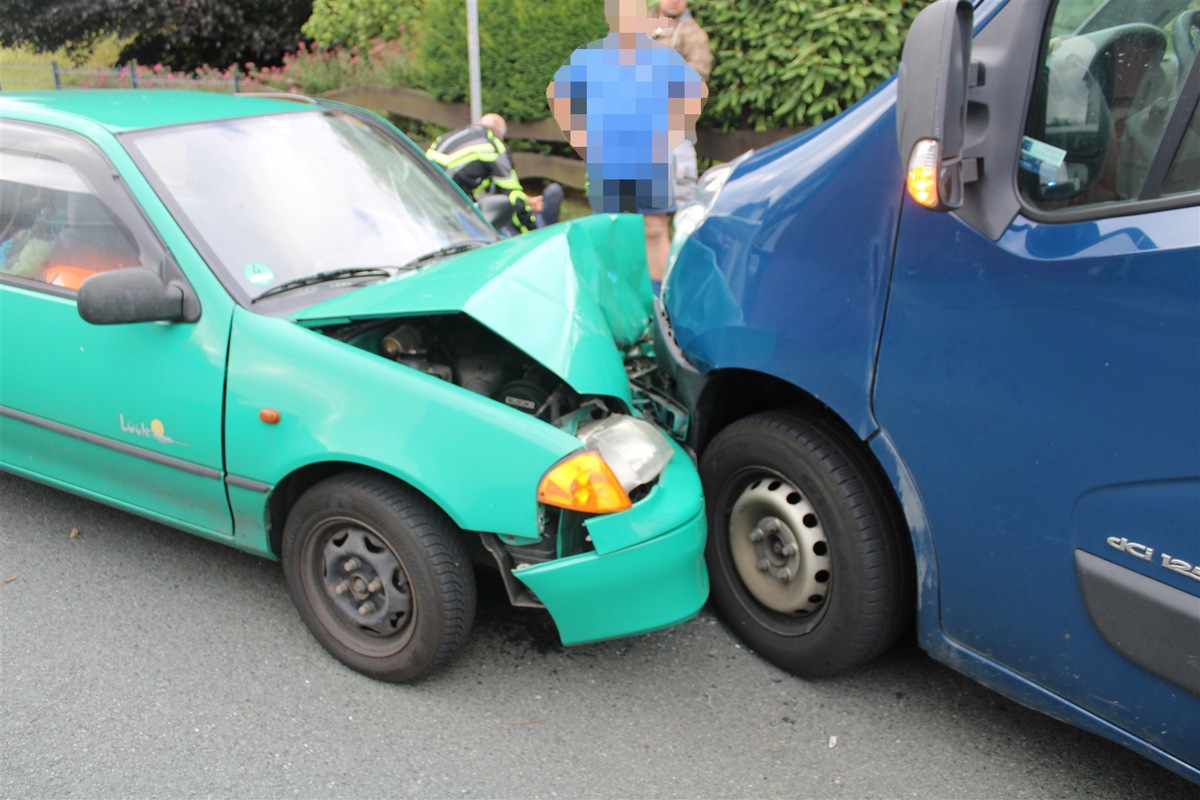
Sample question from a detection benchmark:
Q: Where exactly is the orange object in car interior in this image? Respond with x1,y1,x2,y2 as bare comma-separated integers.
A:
43,265,97,290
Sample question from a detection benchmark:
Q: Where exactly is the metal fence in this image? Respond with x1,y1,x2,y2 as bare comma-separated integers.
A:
0,63,243,92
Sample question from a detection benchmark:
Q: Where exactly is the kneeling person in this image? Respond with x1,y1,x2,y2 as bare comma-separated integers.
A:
426,114,561,234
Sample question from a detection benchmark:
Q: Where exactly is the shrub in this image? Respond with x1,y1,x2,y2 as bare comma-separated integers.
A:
695,0,934,130
0,0,313,74
0,34,125,69
415,0,607,122
244,38,413,94
303,0,425,48
413,0,931,131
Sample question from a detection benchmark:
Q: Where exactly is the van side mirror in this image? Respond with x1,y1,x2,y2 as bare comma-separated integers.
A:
78,267,195,325
897,0,974,211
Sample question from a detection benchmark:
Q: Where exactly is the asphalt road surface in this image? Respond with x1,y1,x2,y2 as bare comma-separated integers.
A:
1,471,1195,799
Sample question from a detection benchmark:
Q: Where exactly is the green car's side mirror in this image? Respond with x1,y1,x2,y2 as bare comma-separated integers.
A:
77,266,197,325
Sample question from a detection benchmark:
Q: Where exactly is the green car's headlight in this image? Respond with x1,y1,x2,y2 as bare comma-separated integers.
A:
576,415,675,493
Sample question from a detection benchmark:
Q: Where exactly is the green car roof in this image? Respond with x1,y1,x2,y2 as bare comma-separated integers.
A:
0,90,311,132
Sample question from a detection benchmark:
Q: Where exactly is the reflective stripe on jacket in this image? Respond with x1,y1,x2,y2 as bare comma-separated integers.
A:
427,125,536,232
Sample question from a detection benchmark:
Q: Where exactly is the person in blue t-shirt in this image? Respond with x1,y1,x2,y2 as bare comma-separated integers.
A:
548,0,706,283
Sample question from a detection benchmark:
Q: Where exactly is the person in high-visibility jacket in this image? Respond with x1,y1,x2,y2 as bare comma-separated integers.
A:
426,113,560,234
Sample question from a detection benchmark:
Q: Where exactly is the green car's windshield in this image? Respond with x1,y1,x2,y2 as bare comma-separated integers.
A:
124,109,496,301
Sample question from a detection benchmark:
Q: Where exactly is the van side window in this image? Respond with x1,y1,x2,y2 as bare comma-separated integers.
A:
1019,0,1199,211
1162,101,1200,196
0,124,162,294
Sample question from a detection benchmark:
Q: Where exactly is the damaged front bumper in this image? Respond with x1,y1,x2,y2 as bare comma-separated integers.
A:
513,436,708,645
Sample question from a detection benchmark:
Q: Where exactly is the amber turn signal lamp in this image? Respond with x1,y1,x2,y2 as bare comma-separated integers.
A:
906,139,941,209
259,408,281,424
537,451,632,514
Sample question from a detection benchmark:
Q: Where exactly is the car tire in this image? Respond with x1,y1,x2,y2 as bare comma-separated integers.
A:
281,471,476,682
700,411,912,678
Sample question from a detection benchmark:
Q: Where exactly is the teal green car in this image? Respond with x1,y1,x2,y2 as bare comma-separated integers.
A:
0,91,707,682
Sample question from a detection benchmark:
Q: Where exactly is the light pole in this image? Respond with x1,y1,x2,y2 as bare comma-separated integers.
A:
466,0,482,123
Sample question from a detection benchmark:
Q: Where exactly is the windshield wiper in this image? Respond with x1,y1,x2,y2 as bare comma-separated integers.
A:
252,267,393,303
398,240,490,271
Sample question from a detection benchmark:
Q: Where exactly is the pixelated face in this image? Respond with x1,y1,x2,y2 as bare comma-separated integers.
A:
658,0,689,18
605,0,650,31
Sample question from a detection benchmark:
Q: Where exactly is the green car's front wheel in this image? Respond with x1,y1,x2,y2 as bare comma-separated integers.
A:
282,472,476,682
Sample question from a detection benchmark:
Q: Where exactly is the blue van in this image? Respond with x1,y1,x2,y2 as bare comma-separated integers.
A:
654,0,1199,782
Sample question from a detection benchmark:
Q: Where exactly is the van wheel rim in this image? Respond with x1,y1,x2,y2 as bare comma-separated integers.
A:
728,476,832,614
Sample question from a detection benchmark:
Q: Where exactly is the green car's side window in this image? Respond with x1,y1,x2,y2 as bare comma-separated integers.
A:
0,123,162,295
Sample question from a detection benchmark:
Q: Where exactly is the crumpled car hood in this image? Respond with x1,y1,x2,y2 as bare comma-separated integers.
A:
293,213,652,402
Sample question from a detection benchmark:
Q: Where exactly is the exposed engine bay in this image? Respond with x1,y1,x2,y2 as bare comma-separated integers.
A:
320,311,686,434
324,313,585,423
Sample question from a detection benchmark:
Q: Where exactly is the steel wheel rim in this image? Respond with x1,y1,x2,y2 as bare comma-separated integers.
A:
302,518,416,657
727,473,832,615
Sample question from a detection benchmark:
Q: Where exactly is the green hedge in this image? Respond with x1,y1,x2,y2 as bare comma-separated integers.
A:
397,0,933,131
304,0,425,48
696,0,933,130
415,0,607,122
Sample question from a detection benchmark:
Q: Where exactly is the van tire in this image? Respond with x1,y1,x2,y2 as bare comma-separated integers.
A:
700,412,911,678
282,472,476,682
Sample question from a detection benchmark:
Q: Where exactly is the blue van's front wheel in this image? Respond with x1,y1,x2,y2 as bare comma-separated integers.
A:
701,412,913,678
